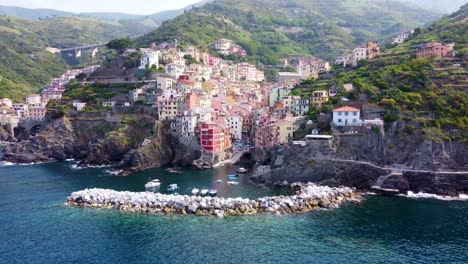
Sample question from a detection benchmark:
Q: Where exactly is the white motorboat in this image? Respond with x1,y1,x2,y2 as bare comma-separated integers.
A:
227,181,239,185
191,188,200,196
145,179,161,189
167,184,179,192
237,167,248,173
200,189,209,196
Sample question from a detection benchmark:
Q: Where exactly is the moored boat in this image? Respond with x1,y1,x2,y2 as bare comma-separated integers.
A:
145,179,161,189
227,181,239,185
200,189,209,196
237,167,248,173
191,188,200,196
209,188,218,197
167,184,179,192
228,174,238,180
216,179,223,184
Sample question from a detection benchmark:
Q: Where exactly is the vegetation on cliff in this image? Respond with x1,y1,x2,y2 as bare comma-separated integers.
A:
295,4,468,141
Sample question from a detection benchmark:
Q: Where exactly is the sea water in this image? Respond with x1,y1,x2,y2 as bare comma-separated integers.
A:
0,162,467,263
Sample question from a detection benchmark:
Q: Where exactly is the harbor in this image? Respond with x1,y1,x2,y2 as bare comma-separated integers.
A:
66,183,359,217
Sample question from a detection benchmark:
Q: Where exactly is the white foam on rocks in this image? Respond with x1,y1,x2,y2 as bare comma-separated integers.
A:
67,183,359,217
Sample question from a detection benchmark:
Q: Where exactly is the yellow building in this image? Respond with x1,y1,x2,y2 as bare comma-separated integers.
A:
277,119,295,144
157,95,183,121
310,90,329,108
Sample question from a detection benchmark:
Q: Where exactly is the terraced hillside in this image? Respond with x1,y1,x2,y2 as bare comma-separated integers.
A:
137,0,441,64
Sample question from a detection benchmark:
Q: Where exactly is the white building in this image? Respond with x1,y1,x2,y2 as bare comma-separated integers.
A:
156,76,175,91
139,51,159,69
72,101,87,111
351,47,367,67
0,98,13,108
392,30,414,44
176,111,198,143
228,115,243,140
165,64,186,79
332,106,361,126
12,104,29,119
26,94,42,105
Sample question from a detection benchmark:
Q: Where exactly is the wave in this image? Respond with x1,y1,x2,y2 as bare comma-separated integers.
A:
105,169,123,175
70,163,113,170
399,191,468,201
0,161,16,167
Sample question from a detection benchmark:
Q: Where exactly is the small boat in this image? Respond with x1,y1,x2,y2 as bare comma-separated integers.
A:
200,189,209,196
216,179,223,184
209,188,218,197
237,167,248,173
191,188,200,196
167,184,179,192
227,181,239,185
228,174,238,179
145,179,161,189
166,168,180,174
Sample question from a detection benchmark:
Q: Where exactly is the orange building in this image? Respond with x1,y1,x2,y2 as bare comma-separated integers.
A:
366,41,380,60
416,42,453,59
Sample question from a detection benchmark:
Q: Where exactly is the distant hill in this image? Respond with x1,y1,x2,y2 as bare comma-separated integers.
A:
0,15,155,101
137,0,442,64
397,0,467,14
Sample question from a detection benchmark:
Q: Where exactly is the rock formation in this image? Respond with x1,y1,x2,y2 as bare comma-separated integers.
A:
67,183,360,217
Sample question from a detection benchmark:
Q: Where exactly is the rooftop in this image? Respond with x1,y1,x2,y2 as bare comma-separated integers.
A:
333,106,360,112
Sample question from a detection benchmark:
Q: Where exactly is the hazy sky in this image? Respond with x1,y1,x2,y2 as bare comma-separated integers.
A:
0,0,203,15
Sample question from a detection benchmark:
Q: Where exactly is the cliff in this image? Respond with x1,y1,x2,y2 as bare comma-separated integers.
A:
250,123,468,196
1,113,200,172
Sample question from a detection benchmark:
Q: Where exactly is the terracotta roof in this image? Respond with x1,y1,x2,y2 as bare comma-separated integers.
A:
333,106,360,112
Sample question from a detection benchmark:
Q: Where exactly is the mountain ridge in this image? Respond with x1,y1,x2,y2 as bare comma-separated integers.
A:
136,0,442,64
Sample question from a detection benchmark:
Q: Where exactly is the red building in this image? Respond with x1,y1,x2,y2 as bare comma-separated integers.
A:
200,122,231,152
416,42,454,59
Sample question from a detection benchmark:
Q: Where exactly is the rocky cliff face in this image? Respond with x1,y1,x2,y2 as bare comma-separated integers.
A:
251,122,467,196
1,113,200,173
0,127,16,142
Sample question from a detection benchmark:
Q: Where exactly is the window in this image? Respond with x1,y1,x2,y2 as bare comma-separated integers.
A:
345,112,349,116
353,112,357,116
338,119,342,123
338,112,342,116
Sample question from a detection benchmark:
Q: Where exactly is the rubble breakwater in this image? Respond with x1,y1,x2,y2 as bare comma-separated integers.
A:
66,183,360,217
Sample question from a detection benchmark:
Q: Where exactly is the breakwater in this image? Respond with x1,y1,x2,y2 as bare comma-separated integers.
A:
67,183,359,217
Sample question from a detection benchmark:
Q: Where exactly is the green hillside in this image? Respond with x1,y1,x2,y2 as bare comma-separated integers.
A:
294,4,468,141
0,15,150,101
137,0,441,64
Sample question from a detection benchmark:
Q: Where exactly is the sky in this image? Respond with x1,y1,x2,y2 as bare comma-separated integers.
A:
0,0,203,15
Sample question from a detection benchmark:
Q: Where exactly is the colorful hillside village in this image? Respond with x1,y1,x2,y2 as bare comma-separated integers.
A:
0,34,453,163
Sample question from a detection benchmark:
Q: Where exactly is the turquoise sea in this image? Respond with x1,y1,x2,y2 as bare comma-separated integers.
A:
0,161,467,264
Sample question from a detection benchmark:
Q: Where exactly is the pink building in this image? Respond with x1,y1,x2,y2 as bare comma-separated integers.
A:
29,105,46,121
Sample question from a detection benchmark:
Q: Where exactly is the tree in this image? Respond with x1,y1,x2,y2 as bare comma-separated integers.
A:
106,38,133,54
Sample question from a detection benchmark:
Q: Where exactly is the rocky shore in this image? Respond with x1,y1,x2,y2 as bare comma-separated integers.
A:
67,183,359,217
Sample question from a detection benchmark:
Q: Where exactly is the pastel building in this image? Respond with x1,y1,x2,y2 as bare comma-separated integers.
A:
139,51,159,69
332,106,361,126
29,105,46,121
416,42,455,59
26,94,42,105
200,122,231,152
311,90,329,108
